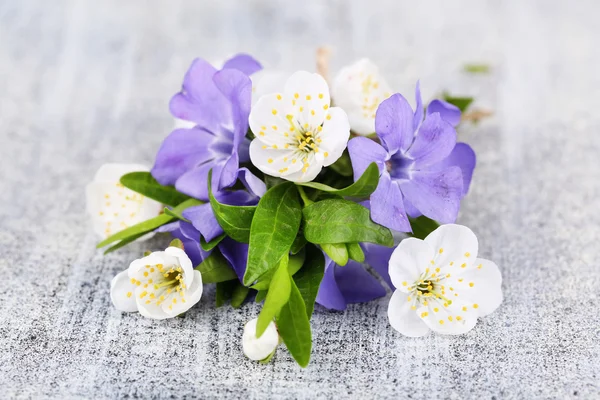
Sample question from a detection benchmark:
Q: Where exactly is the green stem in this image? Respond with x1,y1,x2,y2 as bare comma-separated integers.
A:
296,186,313,206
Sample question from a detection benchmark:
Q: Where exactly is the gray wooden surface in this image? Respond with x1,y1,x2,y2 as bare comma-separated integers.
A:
1,0,599,398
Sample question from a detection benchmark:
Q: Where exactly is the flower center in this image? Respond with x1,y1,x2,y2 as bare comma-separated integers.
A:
128,263,188,310
387,153,414,180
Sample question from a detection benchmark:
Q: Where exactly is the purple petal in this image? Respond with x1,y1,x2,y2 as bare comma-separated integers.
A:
237,168,267,198
155,221,181,233
375,93,415,154
182,203,224,242
347,137,388,180
427,99,461,127
335,261,387,304
412,81,424,132
212,68,252,150
403,197,422,218
169,58,232,132
151,128,217,185
222,53,263,76
155,221,209,266
406,112,456,168
175,161,223,201
371,173,412,232
217,189,258,205
431,143,476,196
238,137,251,163
219,237,248,282
399,167,463,223
361,243,394,289
219,152,240,190
316,259,347,311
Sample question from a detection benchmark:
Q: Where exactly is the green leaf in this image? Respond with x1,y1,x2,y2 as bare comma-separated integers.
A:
321,243,348,266
163,206,188,221
244,183,302,285
293,245,325,318
296,162,379,199
216,280,237,307
409,216,440,240
200,233,226,251
346,242,365,263
302,199,393,246
442,93,474,113
251,251,306,291
196,252,238,283
103,231,147,255
120,171,191,207
97,198,202,248
255,290,268,303
208,170,256,243
276,279,312,367
264,175,286,189
328,150,353,177
169,238,184,250
463,63,491,74
231,283,250,309
256,255,292,337
291,233,307,254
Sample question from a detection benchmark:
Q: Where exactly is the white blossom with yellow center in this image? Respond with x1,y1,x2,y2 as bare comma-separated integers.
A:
332,58,393,136
242,318,279,361
85,164,163,239
388,224,503,337
248,71,350,183
110,246,203,319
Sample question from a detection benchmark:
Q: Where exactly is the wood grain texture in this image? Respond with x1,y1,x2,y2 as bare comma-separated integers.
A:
1,0,599,398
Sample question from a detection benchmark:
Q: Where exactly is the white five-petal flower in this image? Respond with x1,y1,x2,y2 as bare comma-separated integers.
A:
86,164,163,239
332,58,393,136
111,246,203,319
387,224,502,337
242,318,279,361
249,71,350,183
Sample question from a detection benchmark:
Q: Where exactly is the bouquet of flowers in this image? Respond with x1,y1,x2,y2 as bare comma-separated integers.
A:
87,53,502,367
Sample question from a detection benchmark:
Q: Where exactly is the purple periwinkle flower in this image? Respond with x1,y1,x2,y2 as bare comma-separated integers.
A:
348,83,476,232
151,54,265,201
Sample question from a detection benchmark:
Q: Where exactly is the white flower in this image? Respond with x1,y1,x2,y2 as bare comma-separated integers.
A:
387,224,502,337
249,71,350,183
86,164,163,239
242,318,279,361
332,58,393,136
251,69,288,106
110,246,203,319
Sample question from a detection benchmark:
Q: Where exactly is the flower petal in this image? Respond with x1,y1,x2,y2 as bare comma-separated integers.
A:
331,59,392,135
222,53,262,76
284,71,331,130
315,260,347,311
424,224,479,268
243,318,279,361
249,139,303,179
93,163,149,183
449,257,502,317
317,107,350,167
169,58,232,131
431,143,476,196
362,243,395,289
248,93,297,148
418,298,478,335
110,270,138,312
412,81,424,132
371,173,412,232
219,238,249,281
335,261,386,304
165,246,194,288
183,203,222,242
151,127,218,186
347,136,388,181
388,237,435,290
164,270,204,317
388,290,430,337
237,167,267,197
427,99,461,127
406,112,456,167
375,93,415,154
175,161,223,201
137,292,170,320
251,70,289,105
399,167,463,224
212,68,252,150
